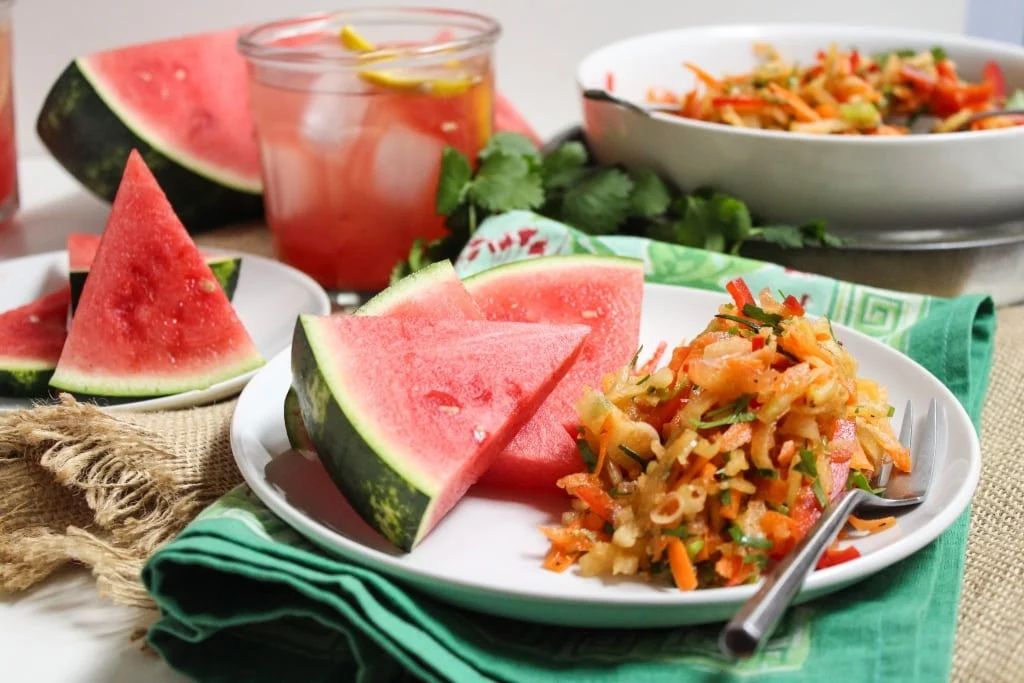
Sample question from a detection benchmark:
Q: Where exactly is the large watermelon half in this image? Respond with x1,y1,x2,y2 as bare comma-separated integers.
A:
283,259,481,453
49,150,265,399
36,29,262,232
0,287,71,397
66,232,241,316
291,315,589,550
463,255,645,491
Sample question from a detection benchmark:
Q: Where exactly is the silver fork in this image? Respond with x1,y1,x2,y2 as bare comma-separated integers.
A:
719,398,942,658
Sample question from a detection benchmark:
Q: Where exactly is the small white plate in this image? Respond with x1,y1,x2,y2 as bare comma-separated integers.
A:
230,283,981,628
0,249,330,412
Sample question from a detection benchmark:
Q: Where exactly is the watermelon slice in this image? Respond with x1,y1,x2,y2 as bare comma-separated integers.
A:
283,260,482,452
49,150,264,399
291,315,590,550
463,255,645,491
0,287,71,397
66,232,241,315
36,29,262,232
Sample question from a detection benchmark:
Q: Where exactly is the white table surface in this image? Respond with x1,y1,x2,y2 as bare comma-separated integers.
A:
0,155,186,683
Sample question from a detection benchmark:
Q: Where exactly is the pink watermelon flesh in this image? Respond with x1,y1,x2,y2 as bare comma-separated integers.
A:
50,149,264,398
0,286,70,368
80,29,260,190
464,255,645,491
296,315,590,548
67,232,224,269
358,260,483,319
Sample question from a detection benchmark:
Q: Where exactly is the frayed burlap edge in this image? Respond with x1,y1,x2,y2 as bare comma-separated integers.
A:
0,394,239,613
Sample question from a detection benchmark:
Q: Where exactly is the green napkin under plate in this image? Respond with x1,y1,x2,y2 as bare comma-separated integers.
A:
143,211,996,683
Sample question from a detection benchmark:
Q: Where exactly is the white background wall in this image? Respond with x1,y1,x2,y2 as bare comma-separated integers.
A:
11,0,973,157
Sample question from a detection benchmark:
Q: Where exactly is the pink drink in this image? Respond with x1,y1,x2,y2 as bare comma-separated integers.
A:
240,11,499,291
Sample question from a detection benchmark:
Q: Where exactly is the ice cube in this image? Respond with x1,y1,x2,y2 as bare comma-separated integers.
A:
301,72,371,148
259,134,321,222
371,124,445,207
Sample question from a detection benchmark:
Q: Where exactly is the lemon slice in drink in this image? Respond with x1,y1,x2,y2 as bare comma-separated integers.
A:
338,25,475,97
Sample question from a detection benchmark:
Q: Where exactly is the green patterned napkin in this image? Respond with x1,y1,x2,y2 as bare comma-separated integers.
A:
143,211,995,683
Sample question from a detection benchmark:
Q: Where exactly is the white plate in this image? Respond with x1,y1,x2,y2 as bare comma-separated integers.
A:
230,283,981,628
0,249,330,412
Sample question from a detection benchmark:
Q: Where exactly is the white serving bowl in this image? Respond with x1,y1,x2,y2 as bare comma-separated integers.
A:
577,23,1024,233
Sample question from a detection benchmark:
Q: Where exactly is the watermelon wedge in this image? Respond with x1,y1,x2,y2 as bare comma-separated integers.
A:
49,150,264,399
463,255,645,491
0,287,71,397
36,29,262,232
291,315,590,550
283,260,482,452
66,232,241,315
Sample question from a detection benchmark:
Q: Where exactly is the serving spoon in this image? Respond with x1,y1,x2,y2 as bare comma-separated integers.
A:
583,88,1024,132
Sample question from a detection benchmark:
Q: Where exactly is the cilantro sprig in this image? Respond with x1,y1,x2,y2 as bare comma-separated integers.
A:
391,132,846,282
691,394,758,429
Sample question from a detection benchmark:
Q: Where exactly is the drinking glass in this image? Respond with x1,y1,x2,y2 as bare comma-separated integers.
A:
238,9,500,294
0,0,18,224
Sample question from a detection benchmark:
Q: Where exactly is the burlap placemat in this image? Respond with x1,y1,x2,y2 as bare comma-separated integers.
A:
0,224,1019,679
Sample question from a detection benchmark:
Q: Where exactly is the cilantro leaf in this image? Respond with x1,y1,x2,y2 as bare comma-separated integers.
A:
742,304,784,331
794,448,819,478
619,443,647,465
469,153,544,213
558,167,634,234
541,141,589,189
479,131,540,164
435,147,473,216
692,394,757,429
629,169,672,218
848,471,885,495
728,525,774,550
576,438,598,473
758,225,806,249
662,525,690,538
931,46,948,62
708,194,753,250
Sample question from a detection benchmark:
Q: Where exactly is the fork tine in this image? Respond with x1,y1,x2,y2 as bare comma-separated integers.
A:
908,398,940,498
877,400,912,489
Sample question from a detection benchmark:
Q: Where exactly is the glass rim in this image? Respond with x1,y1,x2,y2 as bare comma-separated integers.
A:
237,7,501,70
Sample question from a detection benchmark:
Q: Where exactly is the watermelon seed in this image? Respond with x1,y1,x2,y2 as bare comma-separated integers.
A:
473,426,488,444
441,121,458,133
200,279,216,293
438,405,460,416
138,71,152,82
174,68,187,81
581,310,599,319
27,314,39,324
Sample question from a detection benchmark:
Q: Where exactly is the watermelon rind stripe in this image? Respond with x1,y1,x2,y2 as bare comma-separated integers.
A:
357,260,459,316
292,316,435,551
36,61,263,232
462,253,645,288
0,363,56,398
48,351,264,399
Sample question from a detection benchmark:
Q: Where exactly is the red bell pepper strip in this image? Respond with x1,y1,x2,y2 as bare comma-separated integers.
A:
783,294,805,317
725,278,755,309
983,60,1006,99
817,544,861,569
849,50,861,72
711,96,764,112
900,66,936,92
751,336,766,351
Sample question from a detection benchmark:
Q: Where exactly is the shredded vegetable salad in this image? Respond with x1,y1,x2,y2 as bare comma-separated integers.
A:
542,279,911,590
646,43,1024,135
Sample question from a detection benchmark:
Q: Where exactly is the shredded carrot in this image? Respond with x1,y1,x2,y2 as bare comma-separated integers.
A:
718,422,753,452
667,537,698,591
719,489,742,520
543,546,578,573
683,61,722,89
848,515,897,534
777,439,797,467
767,82,820,122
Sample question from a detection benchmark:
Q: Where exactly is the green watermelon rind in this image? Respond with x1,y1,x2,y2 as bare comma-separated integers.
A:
68,255,242,315
36,61,263,232
0,359,56,398
48,351,265,400
463,253,646,290
292,316,433,551
356,260,461,316
283,386,316,455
